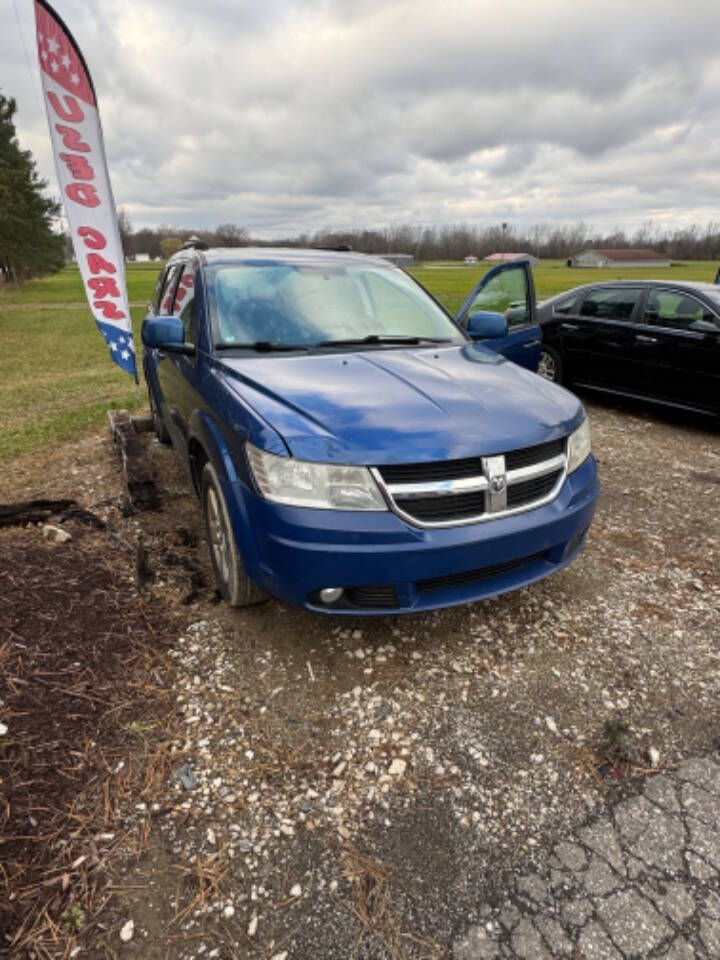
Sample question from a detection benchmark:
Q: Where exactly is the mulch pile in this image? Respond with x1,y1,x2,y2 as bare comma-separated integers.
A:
0,527,178,957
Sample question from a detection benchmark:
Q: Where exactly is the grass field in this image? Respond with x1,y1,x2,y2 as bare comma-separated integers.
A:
1,258,718,464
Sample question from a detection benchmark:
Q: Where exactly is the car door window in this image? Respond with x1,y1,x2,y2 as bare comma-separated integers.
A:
159,263,184,316
579,288,642,321
173,264,197,344
644,290,717,331
553,293,581,315
465,267,531,328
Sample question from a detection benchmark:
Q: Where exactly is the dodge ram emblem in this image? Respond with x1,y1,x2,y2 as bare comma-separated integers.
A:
490,475,507,494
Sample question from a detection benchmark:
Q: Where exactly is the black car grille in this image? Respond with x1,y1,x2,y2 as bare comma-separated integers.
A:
506,470,562,508
376,438,564,486
393,490,486,523
378,457,483,484
344,585,399,609
505,438,565,471
416,552,545,593
377,438,565,526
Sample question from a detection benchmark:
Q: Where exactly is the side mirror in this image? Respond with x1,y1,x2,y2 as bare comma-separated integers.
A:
689,318,718,335
467,311,508,339
142,314,194,354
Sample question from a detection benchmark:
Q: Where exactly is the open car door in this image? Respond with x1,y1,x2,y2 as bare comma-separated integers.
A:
455,260,541,372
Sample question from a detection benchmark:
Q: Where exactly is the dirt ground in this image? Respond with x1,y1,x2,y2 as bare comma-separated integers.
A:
1,396,718,959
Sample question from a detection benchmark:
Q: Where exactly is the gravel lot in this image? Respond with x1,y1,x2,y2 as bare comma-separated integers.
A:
3,396,719,958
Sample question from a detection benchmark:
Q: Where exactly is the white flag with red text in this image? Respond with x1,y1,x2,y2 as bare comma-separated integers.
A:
34,0,137,380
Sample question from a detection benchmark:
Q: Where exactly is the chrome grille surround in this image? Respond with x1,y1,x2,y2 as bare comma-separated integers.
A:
372,442,567,528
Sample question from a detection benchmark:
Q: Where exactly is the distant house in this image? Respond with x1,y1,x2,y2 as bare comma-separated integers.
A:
378,253,414,267
485,252,539,266
135,252,150,263
569,248,671,268
464,255,478,265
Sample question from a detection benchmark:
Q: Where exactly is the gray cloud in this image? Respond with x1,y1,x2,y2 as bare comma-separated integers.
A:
5,0,720,235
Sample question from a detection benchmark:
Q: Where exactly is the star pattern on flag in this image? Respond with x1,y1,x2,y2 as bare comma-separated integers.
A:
35,3,95,106
102,329,136,374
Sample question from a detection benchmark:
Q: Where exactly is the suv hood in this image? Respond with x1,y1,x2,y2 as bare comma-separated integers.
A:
217,344,583,464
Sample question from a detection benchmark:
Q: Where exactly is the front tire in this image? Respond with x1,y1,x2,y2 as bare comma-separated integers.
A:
201,462,267,608
537,346,563,384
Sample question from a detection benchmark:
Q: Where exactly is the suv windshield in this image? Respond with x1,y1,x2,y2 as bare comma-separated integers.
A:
206,262,465,349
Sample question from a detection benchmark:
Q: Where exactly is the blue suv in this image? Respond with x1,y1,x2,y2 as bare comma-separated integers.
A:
142,247,598,614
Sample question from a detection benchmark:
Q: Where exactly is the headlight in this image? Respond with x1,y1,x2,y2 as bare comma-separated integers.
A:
246,443,387,510
567,417,591,473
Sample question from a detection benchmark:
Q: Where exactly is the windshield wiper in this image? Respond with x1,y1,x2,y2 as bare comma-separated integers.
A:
215,341,311,352
315,334,454,347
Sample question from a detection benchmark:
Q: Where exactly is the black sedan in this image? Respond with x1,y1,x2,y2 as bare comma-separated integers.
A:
536,280,720,417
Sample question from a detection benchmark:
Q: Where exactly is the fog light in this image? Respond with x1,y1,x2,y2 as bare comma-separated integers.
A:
319,587,343,604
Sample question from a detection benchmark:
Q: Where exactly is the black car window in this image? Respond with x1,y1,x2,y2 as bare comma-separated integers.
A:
644,290,717,331
159,263,184,316
173,264,197,344
579,288,642,321
553,293,581,315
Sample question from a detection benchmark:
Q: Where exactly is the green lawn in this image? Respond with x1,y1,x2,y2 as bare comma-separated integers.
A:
1,259,717,464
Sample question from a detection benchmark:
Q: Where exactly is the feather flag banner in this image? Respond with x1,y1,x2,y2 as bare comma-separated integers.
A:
33,0,137,380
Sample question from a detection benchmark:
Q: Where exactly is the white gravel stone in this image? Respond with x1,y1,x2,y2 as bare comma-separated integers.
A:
247,912,258,937
388,758,407,777
42,524,71,543
119,919,134,942
290,883,302,897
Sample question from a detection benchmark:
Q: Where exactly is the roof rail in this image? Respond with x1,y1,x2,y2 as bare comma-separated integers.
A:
313,244,353,252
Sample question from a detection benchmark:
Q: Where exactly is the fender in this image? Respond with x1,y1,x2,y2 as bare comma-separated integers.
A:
186,410,270,586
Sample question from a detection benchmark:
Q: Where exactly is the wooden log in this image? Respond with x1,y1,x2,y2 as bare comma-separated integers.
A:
0,499,106,529
131,414,153,434
108,410,160,511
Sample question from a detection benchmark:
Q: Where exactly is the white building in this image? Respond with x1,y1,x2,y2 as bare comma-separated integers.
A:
378,253,414,266
569,248,671,268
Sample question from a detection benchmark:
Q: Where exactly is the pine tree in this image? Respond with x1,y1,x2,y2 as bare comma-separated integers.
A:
0,94,65,283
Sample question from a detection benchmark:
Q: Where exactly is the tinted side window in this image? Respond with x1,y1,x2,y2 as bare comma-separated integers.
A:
553,293,581,315
153,268,166,312
173,264,197,344
580,288,642,321
159,263,184,316
644,290,716,331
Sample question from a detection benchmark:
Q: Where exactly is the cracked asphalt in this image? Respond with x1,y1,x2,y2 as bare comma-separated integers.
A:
453,756,720,959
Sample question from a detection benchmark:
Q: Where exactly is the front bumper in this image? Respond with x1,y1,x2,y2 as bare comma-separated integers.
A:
224,454,599,615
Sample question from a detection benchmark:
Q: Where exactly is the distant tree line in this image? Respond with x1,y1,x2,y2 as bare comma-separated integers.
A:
117,218,720,263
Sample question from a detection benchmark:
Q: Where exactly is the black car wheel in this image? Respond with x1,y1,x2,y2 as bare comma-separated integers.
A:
201,462,267,608
148,381,171,445
537,346,563,384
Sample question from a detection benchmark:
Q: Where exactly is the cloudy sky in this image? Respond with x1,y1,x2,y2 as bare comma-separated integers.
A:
5,0,720,237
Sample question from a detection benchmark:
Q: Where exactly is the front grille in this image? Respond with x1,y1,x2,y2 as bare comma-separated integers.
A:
394,490,486,522
378,457,482,484
377,438,564,485
416,552,545,593
345,585,399,609
505,438,565,471
376,438,566,527
506,470,562,508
